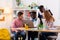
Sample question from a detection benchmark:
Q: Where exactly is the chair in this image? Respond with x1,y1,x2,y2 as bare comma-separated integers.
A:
11,33,24,40
47,33,58,40
11,33,14,40
48,36,57,40
0,28,10,40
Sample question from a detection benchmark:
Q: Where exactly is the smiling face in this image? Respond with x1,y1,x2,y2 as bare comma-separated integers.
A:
31,13,36,19
39,5,45,13
18,14,23,20
39,7,45,13
30,11,36,19
18,12,23,20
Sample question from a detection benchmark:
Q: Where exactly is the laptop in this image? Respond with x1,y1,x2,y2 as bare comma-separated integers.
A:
23,20,34,28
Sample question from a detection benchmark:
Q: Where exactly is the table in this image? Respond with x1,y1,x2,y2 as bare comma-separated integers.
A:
11,28,60,40
11,28,60,32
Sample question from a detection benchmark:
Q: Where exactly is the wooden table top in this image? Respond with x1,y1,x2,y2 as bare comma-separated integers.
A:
11,28,60,32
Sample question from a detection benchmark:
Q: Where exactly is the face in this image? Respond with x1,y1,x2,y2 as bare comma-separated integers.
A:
18,14,23,20
40,7,45,13
31,14,36,19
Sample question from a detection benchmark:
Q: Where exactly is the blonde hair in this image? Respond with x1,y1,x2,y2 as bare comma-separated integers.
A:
44,10,55,22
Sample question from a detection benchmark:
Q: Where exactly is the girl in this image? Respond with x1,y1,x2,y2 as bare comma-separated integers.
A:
40,10,56,40
44,10,55,28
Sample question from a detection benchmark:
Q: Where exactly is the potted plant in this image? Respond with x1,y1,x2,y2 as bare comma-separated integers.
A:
16,0,21,6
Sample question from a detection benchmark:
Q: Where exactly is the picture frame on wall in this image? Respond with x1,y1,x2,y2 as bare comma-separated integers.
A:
0,9,5,21
0,9,4,15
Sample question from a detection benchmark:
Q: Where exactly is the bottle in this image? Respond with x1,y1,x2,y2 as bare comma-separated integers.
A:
25,24,29,29
42,19,46,30
38,19,43,29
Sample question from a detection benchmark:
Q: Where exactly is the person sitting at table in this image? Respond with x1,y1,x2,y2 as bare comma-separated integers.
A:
39,10,56,40
11,12,26,40
28,11,40,40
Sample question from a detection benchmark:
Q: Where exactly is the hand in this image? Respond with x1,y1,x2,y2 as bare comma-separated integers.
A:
15,30,18,33
11,28,15,31
18,27,25,30
11,28,18,32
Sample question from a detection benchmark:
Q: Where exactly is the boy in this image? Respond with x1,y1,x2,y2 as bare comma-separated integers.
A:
11,12,26,40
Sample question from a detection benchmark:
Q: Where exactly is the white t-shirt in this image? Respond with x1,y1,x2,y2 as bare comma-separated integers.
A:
38,10,43,15
30,18,40,28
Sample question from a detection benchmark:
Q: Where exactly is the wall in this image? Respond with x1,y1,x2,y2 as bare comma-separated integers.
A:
0,0,13,31
0,0,60,29
13,0,60,18
20,0,60,26
21,0,59,19
0,0,13,8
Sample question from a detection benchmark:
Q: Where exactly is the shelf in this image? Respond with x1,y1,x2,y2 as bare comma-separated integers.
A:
13,8,37,11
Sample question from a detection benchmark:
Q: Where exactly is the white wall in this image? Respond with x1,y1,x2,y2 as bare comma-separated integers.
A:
0,0,60,29
21,0,59,19
0,0,13,31
0,0,13,8
20,0,60,26
39,0,60,26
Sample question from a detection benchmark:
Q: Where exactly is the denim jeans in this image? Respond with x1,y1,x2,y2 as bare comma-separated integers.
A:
12,31,26,40
39,32,56,40
28,31,38,40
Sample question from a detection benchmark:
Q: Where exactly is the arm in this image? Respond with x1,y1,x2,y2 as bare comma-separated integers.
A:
48,10,53,16
46,21,53,28
11,20,17,32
